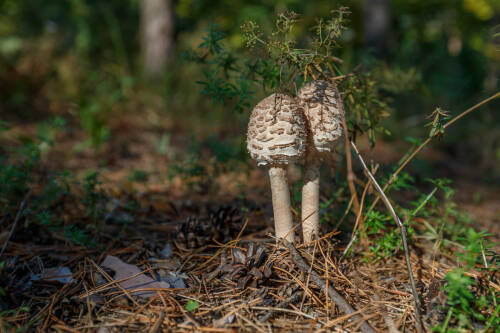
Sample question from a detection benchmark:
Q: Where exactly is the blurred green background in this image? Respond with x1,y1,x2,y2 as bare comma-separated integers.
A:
0,0,499,181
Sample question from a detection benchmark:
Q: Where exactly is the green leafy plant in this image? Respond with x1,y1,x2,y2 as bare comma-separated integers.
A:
185,300,199,312
434,265,498,332
241,9,349,82
81,171,108,223
128,170,149,183
188,9,392,155
426,107,451,139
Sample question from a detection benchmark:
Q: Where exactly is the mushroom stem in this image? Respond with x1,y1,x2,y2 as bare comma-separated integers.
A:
301,154,320,243
268,166,295,242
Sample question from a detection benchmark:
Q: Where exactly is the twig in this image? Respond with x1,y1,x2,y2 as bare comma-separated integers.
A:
365,91,500,217
87,258,140,307
149,311,165,333
299,240,317,312
341,183,370,259
350,142,424,333
283,240,376,333
373,288,400,333
332,195,353,231
259,292,303,322
0,190,31,259
234,312,266,333
335,85,360,215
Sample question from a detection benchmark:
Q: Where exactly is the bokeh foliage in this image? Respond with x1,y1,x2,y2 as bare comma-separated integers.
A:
0,0,499,174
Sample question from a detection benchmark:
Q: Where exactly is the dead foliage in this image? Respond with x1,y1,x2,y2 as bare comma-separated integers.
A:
1,192,497,332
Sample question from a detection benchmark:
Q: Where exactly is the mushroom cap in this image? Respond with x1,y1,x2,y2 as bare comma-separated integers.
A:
297,80,343,153
247,93,307,166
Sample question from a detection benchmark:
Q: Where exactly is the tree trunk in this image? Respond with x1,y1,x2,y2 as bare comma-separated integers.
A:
141,0,174,78
363,0,390,58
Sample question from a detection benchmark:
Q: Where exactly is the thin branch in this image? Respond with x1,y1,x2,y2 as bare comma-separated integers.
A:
0,190,31,259
149,311,165,333
283,240,376,333
299,239,317,312
366,91,500,216
258,292,303,322
335,85,360,215
341,182,370,259
350,142,423,333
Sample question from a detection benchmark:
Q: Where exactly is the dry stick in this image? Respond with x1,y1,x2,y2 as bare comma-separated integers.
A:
341,182,370,259
234,312,266,333
149,311,165,333
283,240,376,333
342,164,380,253
337,88,361,215
299,239,317,313
332,195,354,231
259,292,303,322
0,190,31,259
350,142,423,333
366,91,500,218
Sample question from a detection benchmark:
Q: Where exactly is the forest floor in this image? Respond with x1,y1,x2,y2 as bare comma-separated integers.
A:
0,113,498,332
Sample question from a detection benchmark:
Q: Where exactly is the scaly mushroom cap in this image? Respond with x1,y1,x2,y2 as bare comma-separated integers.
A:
247,93,307,166
297,80,343,153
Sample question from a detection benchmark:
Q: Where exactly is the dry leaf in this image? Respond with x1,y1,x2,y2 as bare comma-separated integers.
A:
101,255,170,298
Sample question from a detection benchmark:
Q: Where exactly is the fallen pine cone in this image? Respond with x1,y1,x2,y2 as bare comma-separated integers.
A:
221,243,273,289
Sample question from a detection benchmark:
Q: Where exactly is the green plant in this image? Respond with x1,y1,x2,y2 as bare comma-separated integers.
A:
457,228,495,268
397,181,500,332
184,23,262,113
433,266,498,332
128,170,149,183
0,123,104,247
81,171,108,223
75,72,134,150
36,117,66,157
0,306,31,331
185,300,199,312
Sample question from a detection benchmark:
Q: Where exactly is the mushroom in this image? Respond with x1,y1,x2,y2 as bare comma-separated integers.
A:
297,80,343,242
247,93,307,242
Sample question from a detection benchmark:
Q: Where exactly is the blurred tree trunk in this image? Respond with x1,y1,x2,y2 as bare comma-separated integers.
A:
363,0,390,58
141,0,174,78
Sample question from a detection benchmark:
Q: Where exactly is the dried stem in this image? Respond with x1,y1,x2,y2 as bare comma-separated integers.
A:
283,240,376,333
350,142,423,333
334,84,360,215
259,292,303,322
149,311,165,333
0,190,31,259
341,182,370,259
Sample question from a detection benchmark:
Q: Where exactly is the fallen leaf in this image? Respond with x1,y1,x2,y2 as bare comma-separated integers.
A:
232,248,246,264
161,243,172,259
101,255,170,298
161,272,186,289
30,266,75,284
214,313,235,327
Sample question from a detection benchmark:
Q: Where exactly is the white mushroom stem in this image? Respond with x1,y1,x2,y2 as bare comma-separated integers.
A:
301,152,321,243
268,166,294,242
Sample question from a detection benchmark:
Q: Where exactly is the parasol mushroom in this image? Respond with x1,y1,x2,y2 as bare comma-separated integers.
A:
297,80,343,242
247,93,307,242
